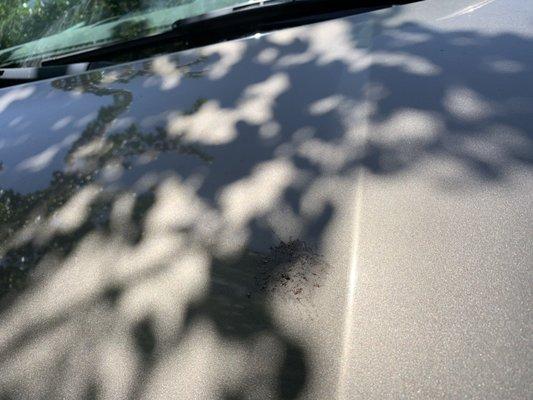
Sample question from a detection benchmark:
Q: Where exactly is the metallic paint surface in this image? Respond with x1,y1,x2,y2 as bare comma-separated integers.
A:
0,0,531,398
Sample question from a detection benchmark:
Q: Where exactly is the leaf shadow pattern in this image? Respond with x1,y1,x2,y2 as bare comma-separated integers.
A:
0,7,532,400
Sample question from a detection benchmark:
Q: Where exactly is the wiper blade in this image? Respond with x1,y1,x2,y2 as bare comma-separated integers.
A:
31,0,419,69
171,0,412,29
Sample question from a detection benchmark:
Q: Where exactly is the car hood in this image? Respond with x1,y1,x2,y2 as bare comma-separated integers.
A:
0,0,531,398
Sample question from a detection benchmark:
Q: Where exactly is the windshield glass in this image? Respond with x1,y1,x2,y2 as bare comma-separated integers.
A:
0,0,249,67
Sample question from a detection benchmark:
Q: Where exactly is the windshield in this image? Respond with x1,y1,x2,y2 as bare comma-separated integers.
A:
0,0,250,67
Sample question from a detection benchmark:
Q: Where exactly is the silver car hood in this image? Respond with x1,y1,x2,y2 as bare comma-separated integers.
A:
0,0,531,398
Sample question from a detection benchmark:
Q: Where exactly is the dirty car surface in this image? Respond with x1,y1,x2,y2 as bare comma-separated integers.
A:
0,0,532,399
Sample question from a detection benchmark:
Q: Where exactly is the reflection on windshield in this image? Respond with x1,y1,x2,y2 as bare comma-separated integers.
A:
0,0,243,67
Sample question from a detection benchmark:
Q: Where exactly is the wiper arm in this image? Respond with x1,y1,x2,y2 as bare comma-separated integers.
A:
171,0,416,30
17,0,419,72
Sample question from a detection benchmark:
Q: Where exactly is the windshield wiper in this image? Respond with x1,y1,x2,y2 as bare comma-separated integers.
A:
40,0,420,65
1,0,420,84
